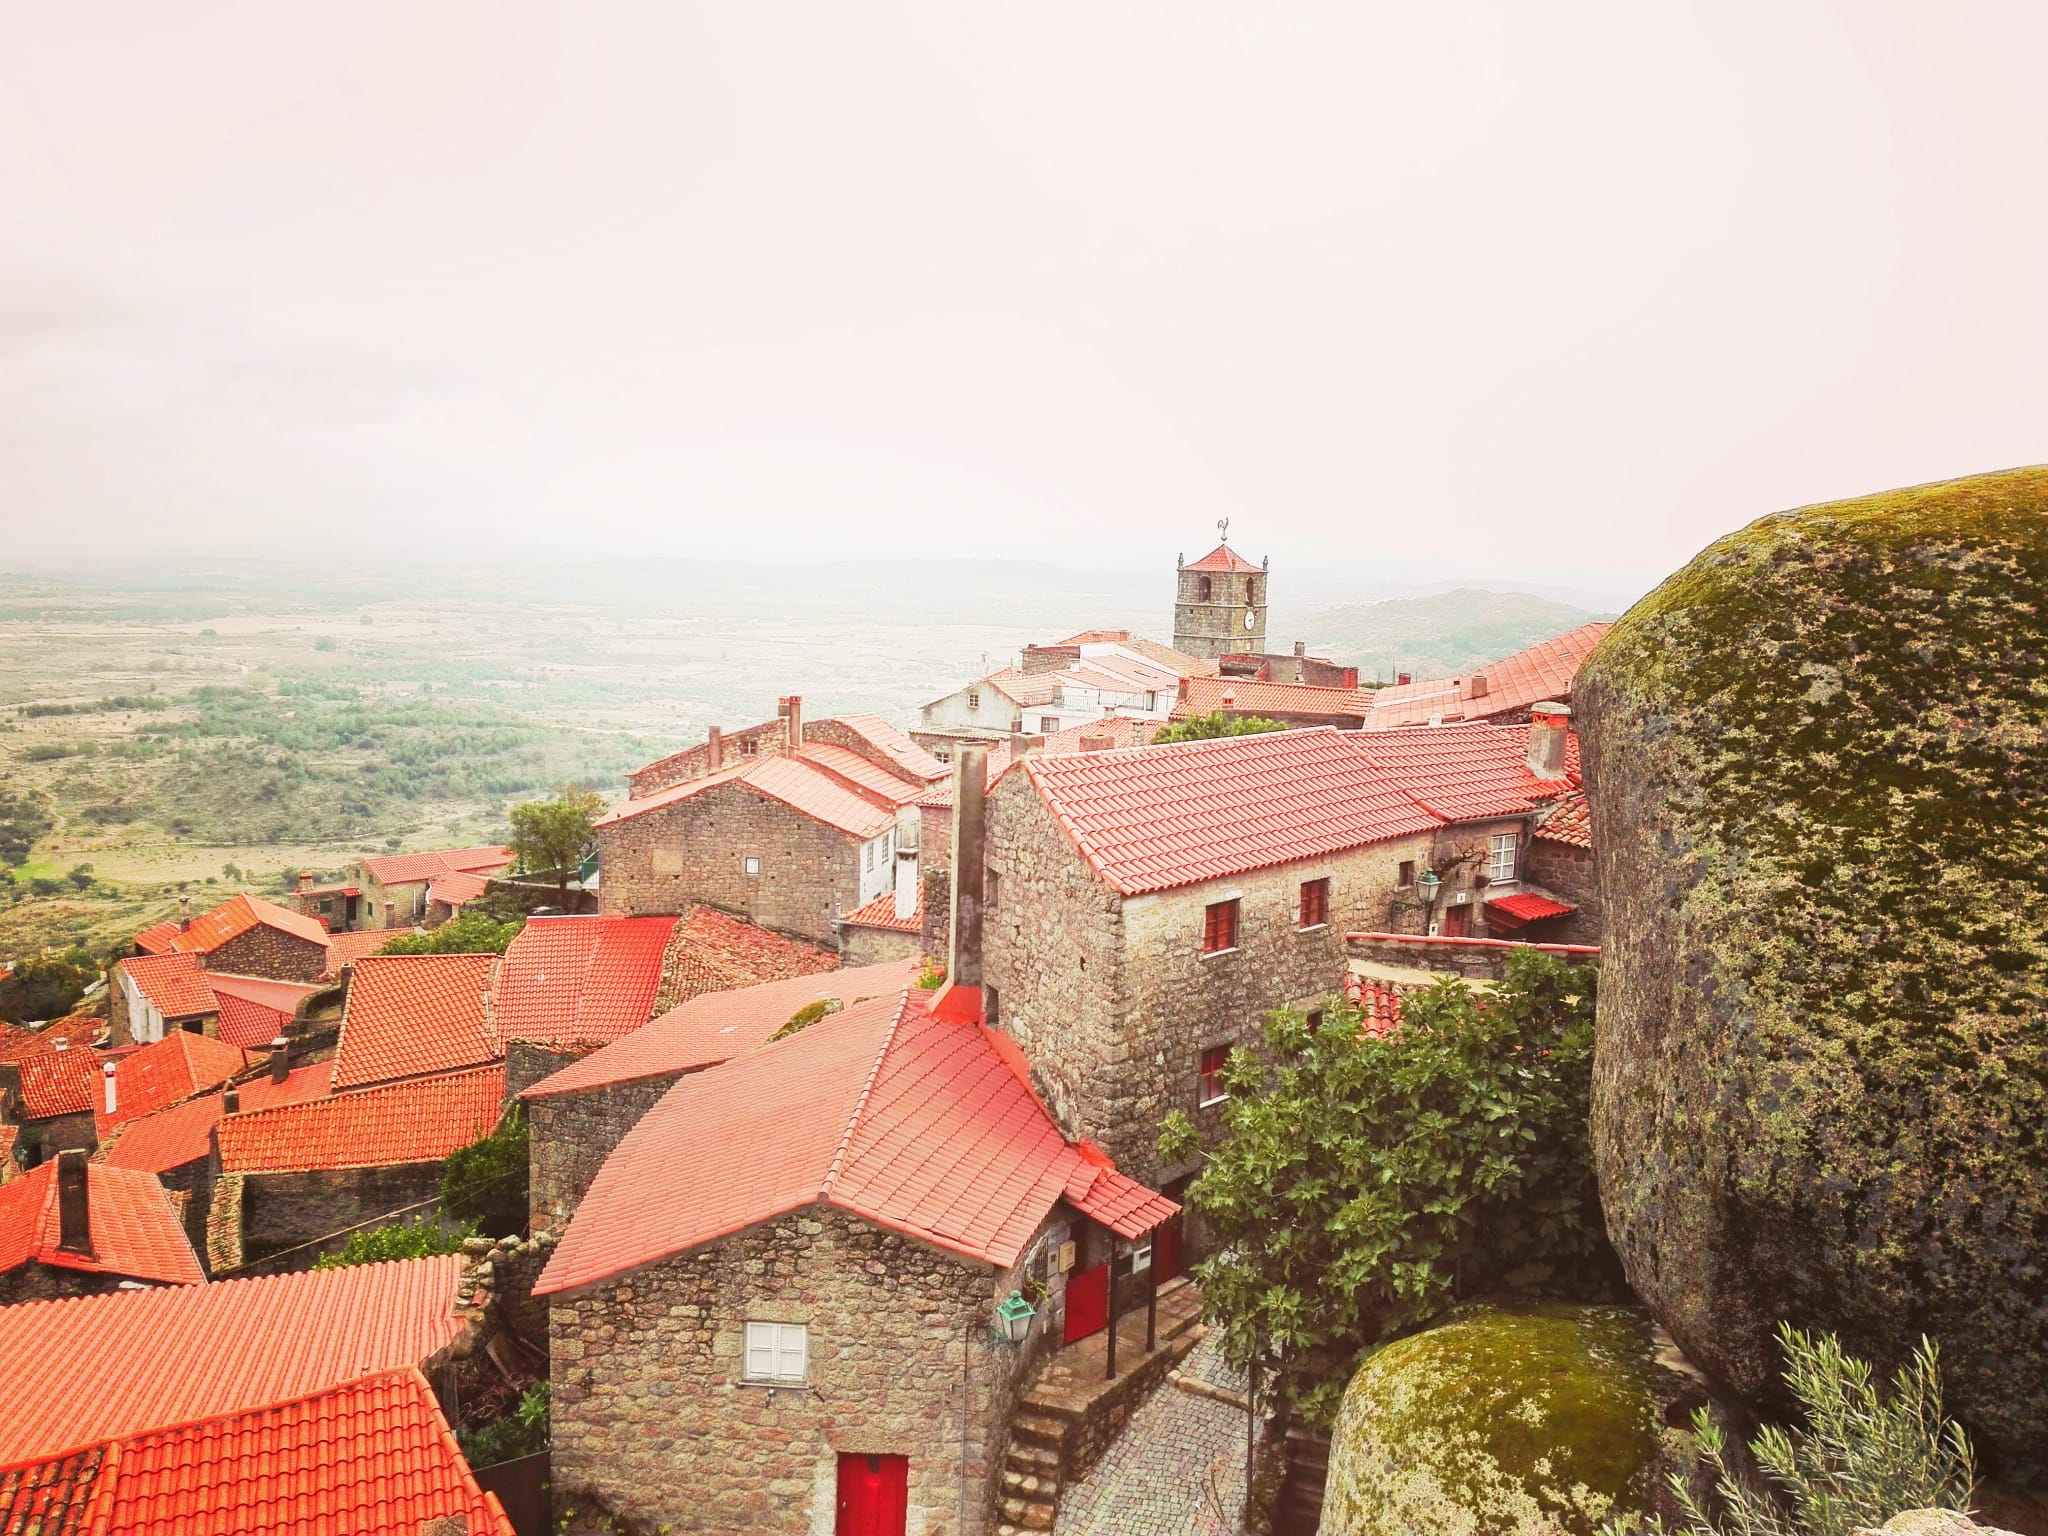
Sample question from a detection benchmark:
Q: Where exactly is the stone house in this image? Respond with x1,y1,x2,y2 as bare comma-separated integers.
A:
629,701,946,801
917,637,1202,761
339,844,516,931
1524,789,1600,944
109,951,322,1049
981,716,1588,1188
595,702,946,948
131,893,333,983
521,957,923,1232
1215,640,1358,689
1358,620,1611,730
0,1150,205,1303
1,1037,104,1164
536,983,1175,1536
94,1028,249,1146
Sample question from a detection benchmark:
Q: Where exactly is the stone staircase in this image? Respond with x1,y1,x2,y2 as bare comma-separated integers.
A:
995,1278,1205,1535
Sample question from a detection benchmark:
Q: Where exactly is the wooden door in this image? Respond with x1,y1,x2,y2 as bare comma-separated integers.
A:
1065,1261,1109,1342
835,1452,908,1536
1153,1217,1184,1285
1440,903,1470,938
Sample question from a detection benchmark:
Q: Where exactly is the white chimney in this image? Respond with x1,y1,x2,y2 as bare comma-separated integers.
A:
1527,702,1571,781
894,849,919,922
102,1060,118,1117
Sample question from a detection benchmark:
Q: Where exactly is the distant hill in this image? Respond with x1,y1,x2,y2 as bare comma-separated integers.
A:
1297,589,1614,684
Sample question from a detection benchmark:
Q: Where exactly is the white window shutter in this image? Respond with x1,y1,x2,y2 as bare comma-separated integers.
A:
778,1324,808,1382
745,1323,776,1380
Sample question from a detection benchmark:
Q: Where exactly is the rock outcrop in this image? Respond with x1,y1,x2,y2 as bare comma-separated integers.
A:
1319,1303,1703,1536
1577,466,2048,1466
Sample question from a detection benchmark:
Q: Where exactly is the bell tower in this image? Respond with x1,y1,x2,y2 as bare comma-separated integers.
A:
1173,519,1268,660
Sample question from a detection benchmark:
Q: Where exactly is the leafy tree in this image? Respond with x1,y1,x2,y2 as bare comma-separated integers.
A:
28,877,63,898
1621,1325,1976,1536
1151,709,1288,745
66,863,94,891
314,1216,477,1270
379,911,525,956
1158,948,1612,1426
0,789,53,866
442,1109,529,1238
508,786,605,898
0,954,95,1023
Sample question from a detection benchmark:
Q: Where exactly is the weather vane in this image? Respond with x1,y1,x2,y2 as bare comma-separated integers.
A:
1217,516,1229,544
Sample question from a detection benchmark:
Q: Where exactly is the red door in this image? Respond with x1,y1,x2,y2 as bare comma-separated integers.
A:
1440,903,1470,938
1152,1217,1183,1285
836,1453,908,1536
1064,1261,1109,1342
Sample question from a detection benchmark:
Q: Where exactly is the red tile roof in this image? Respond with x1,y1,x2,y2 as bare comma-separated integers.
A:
358,846,515,887
841,891,923,933
1348,977,1406,1038
0,1255,468,1466
537,990,1176,1294
913,716,1165,809
1535,790,1593,849
659,906,839,1009
524,960,924,1098
0,1015,105,1066
797,741,930,807
493,915,677,1049
11,1367,514,1536
981,668,1063,709
0,1161,204,1286
425,869,490,907
1486,891,1577,925
1361,622,1611,730
96,1031,250,1137
1184,543,1264,575
829,714,951,782
332,953,499,1091
1018,728,1442,896
116,954,217,1020
1344,721,1580,823
132,920,182,956
204,973,320,1049
217,1064,505,1174
321,928,394,975
165,894,332,955
1172,675,1373,724
10,1043,102,1120
98,1064,333,1175
1054,632,1218,677
595,750,902,838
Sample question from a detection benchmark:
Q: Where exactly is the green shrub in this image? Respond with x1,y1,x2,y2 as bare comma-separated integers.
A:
1151,709,1288,744
379,911,524,955
442,1109,529,1238
314,1216,476,1269
460,1380,550,1468
1159,948,1612,1426
1618,1325,1976,1536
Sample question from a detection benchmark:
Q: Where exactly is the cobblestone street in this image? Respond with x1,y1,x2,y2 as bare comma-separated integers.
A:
1053,1338,1250,1536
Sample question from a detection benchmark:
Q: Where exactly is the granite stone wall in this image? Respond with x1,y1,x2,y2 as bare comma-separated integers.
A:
0,1261,138,1305
550,1205,1033,1536
1525,837,1602,945
839,922,924,968
239,1162,446,1265
206,925,328,983
527,1073,685,1233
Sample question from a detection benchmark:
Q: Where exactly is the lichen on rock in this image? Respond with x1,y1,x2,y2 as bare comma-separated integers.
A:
1576,465,2048,1468
1318,1302,1686,1536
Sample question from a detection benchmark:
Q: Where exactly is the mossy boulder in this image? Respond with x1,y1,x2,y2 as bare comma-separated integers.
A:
1319,1303,1689,1536
1576,466,2048,1467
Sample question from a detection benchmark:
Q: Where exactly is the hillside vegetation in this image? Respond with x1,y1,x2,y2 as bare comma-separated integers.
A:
1299,590,1611,681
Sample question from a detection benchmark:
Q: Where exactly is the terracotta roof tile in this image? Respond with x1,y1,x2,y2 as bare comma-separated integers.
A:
0,1161,204,1286
795,741,929,806
217,1064,505,1174
357,846,514,887
1535,790,1593,849
1486,891,1577,924
332,953,499,1090
493,915,678,1049
1361,622,1611,729
132,921,182,956
98,1064,333,1175
1344,721,1580,823
914,716,1165,808
321,928,394,975
0,1016,105,1066
0,1256,468,1465
828,714,950,782
1018,728,1442,896
1184,543,1263,575
841,891,923,933
425,869,490,906
203,974,320,1050
594,750,902,838
116,954,217,1020
981,668,1062,708
1172,674,1373,724
96,1031,250,1137
10,1044,102,1120
79,1368,513,1536
149,894,331,955
657,907,839,1011
524,960,924,1098
538,991,1175,1294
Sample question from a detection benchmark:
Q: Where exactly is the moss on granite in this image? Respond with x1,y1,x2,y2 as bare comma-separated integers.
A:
1577,465,2048,1469
1320,1303,1665,1536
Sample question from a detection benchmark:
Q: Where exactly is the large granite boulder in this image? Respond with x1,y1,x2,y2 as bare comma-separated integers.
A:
1577,466,2048,1467
1319,1303,1701,1536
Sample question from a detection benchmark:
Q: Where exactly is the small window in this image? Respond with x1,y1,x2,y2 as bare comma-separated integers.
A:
1297,878,1330,930
744,856,761,878
1202,898,1240,955
1198,575,1214,601
743,1321,808,1385
1488,833,1517,884
740,737,759,756
1397,860,1415,889
984,867,999,906
1305,1009,1324,1031
1246,579,1258,607
1198,1045,1231,1107
1038,716,1058,734
983,985,1000,1026
1144,692,1157,712
967,690,981,710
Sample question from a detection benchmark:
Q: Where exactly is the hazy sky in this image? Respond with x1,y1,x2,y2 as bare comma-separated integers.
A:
3,3,2045,593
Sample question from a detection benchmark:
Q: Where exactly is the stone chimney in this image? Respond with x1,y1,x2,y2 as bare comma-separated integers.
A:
178,894,193,931
56,1149,90,1256
777,695,804,750
1080,732,1114,753
1468,672,1490,700
222,1086,240,1115
946,744,988,989
1527,702,1571,781
102,1060,118,1118
269,1035,291,1083
1007,729,1043,762
297,872,314,893
1293,640,1306,657
706,725,724,772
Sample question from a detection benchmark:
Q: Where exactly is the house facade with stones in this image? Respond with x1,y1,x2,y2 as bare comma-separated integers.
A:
537,986,1174,1536
336,845,515,931
131,893,333,983
981,717,1588,1187
595,704,944,948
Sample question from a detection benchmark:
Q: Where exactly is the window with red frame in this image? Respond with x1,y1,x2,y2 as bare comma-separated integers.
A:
1198,1044,1231,1106
1297,877,1330,929
1201,898,1240,954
